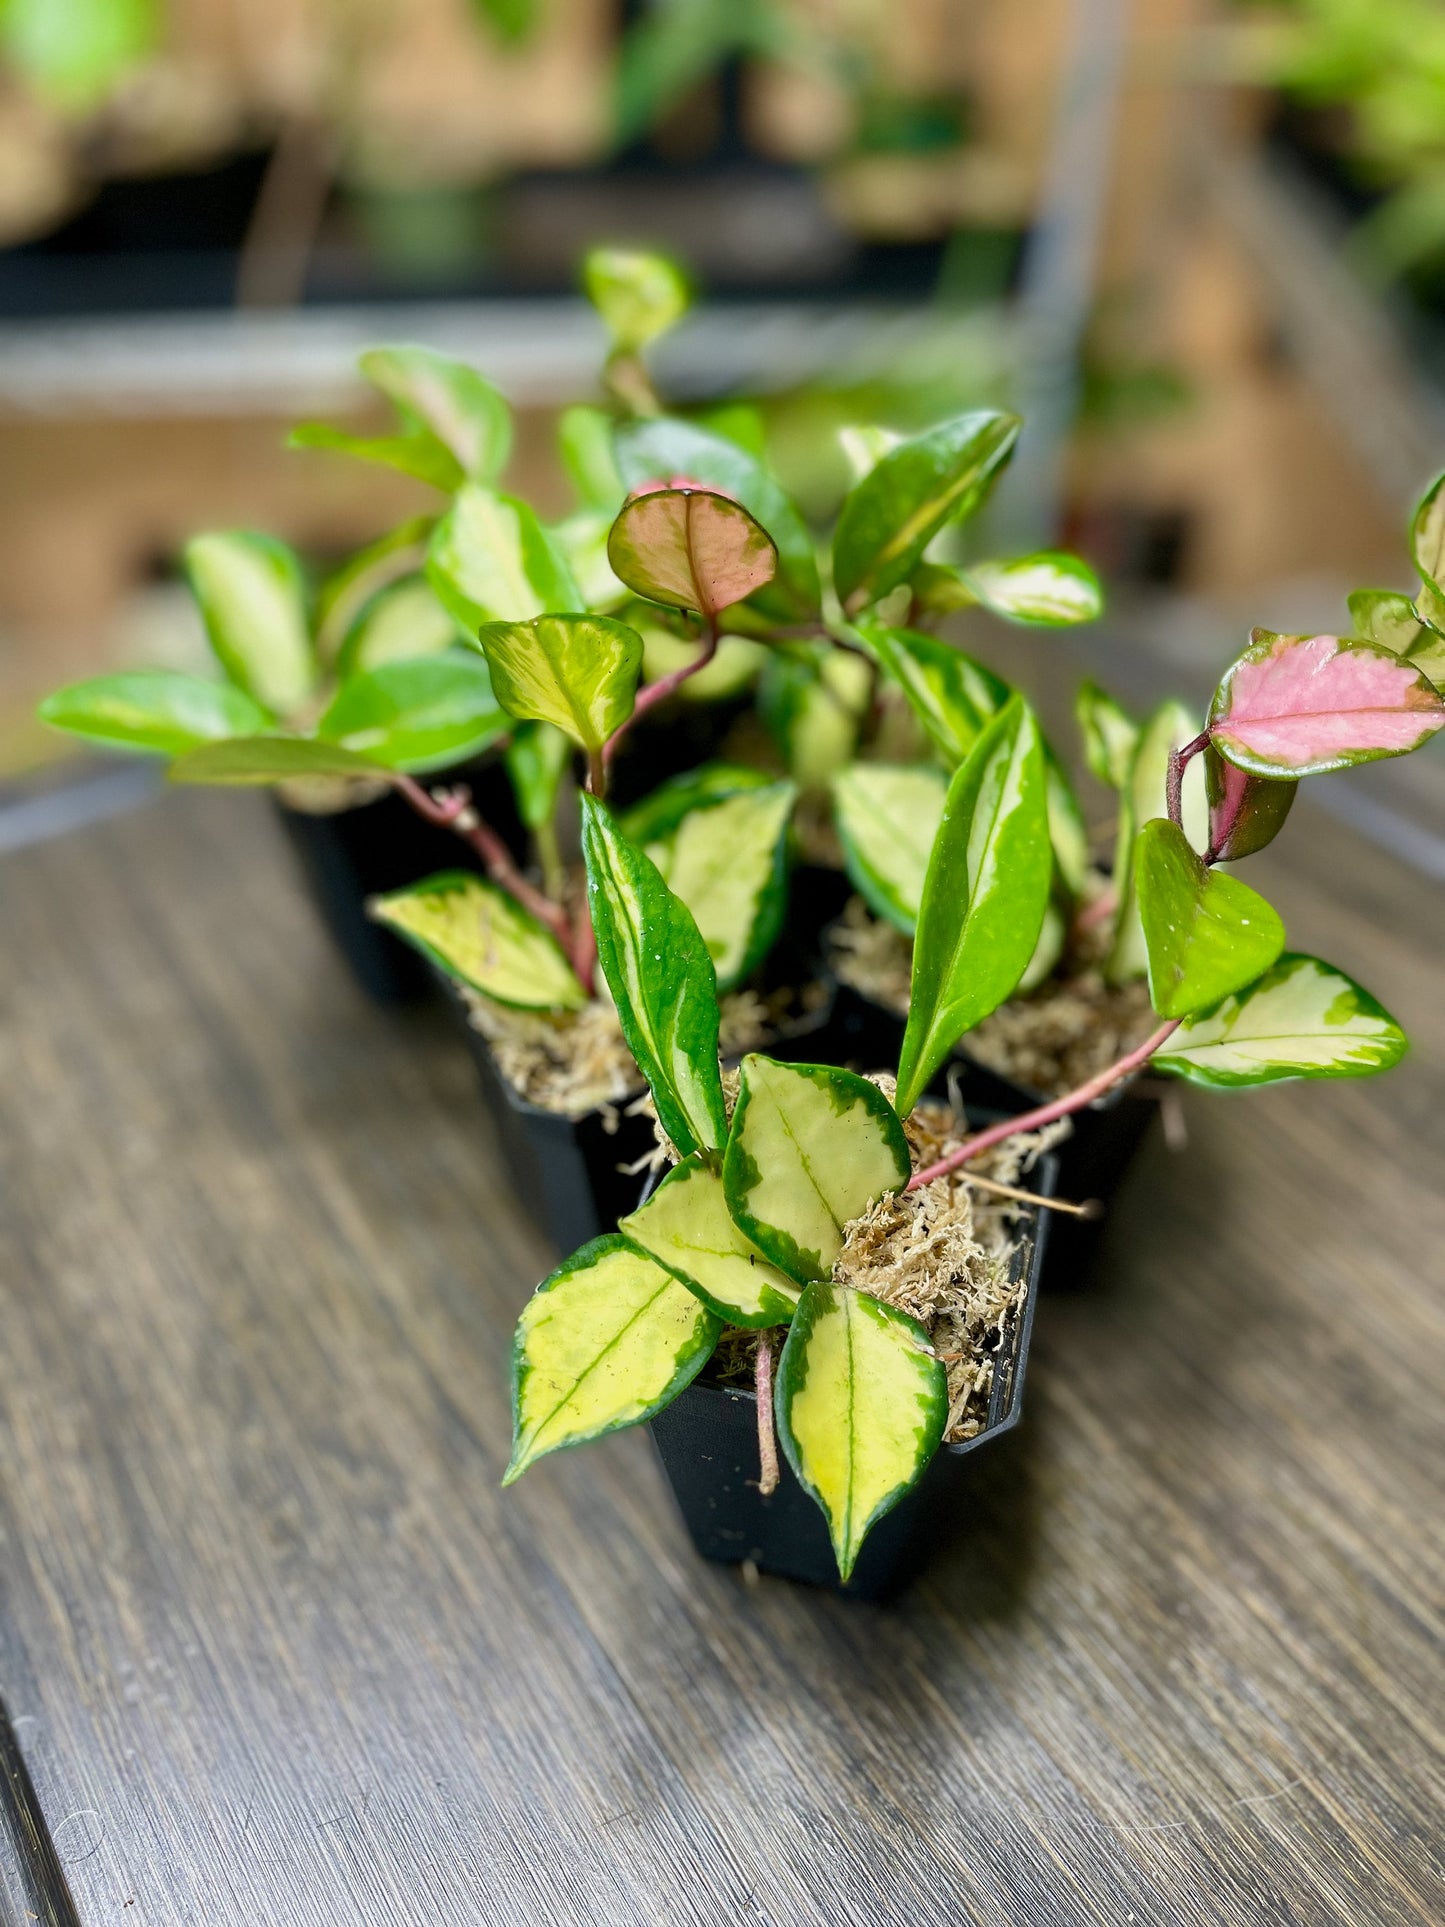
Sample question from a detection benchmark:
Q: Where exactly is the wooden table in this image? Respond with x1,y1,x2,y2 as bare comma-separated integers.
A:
1,789,1441,1926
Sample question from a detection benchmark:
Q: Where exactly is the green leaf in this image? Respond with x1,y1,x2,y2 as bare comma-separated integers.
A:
583,248,691,354
776,1279,946,1582
644,781,796,991
335,573,465,678
505,721,571,832
369,871,584,1011
475,613,642,756
838,424,903,484
618,762,773,844
1153,953,1408,1090
607,487,778,620
1,0,158,111
896,697,1053,1116
1076,678,1140,791
1203,743,1297,862
289,422,464,493
38,671,273,758
1106,701,1208,985
558,405,625,513
1410,468,1445,629
758,645,871,791
1044,746,1091,902
316,653,507,774
467,0,540,45
168,735,391,786
184,531,316,718
548,509,629,613
861,622,1010,765
1402,629,1445,693
359,346,512,483
315,517,436,661
580,795,728,1157
1347,587,1431,656
614,417,820,620
723,1056,910,1285
963,550,1103,626
620,1156,801,1328
427,485,583,633
1135,818,1286,1020
832,410,1021,612
504,1235,720,1483
831,763,948,934
694,401,768,461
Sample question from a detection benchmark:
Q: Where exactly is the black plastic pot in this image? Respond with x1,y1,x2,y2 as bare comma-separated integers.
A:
650,1152,1054,1600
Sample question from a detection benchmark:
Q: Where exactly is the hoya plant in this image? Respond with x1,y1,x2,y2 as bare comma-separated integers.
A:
502,639,1436,1579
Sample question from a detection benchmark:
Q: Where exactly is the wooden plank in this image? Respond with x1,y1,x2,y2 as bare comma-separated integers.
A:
0,788,1442,1925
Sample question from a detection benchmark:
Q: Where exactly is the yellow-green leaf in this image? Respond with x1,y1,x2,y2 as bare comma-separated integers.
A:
645,781,796,991
583,248,691,354
184,531,316,718
38,671,273,758
504,1235,719,1483
1075,678,1140,791
336,573,464,677
723,1056,910,1285
1135,817,1286,1019
369,870,584,1011
777,1280,946,1581
169,735,390,786
316,652,507,774
476,613,642,755
620,1156,801,1328
1106,700,1208,985
831,763,947,934
359,345,512,483
427,484,583,633
963,550,1103,626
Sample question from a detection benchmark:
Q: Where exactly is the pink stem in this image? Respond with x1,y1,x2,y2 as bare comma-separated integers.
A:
1166,731,1210,830
754,1333,781,1498
601,617,720,773
1072,886,1118,935
906,1018,1183,1192
393,774,576,958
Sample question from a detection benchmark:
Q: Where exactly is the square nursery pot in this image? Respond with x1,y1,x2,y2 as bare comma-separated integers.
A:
650,1145,1056,1601
272,756,525,1005
816,958,1157,1290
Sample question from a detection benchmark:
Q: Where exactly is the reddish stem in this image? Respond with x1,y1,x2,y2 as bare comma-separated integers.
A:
602,617,720,772
1166,731,1210,830
1072,886,1118,936
393,774,575,957
906,1018,1183,1192
754,1333,781,1498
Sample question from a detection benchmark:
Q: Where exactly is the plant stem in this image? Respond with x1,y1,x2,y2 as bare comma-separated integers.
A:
1166,731,1210,829
601,617,720,772
754,1333,781,1498
906,1018,1183,1192
392,775,575,955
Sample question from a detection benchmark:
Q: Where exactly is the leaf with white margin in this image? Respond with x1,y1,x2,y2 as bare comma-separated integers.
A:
963,550,1103,626
316,652,507,773
1076,678,1140,791
38,670,273,758
1153,953,1407,1089
1208,629,1444,778
896,697,1052,1117
359,346,512,483
723,1056,911,1285
1135,818,1286,1019
581,795,729,1157
475,613,642,755
759,645,871,791
838,424,902,483
503,1235,719,1484
777,1280,947,1582
618,761,774,845
336,573,464,677
1106,700,1209,986
861,622,1010,766
831,763,947,934
184,531,316,717
1044,747,1091,901
620,1156,801,1328
607,487,777,619
832,409,1021,612
638,624,767,703
369,871,584,1011
1410,468,1445,628
644,782,797,992
427,485,583,634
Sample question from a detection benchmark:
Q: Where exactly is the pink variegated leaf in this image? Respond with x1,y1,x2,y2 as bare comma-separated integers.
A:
1207,629,1445,778
606,486,778,620
1203,744,1296,862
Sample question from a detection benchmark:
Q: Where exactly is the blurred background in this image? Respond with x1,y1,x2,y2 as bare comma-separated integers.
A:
0,0,1442,850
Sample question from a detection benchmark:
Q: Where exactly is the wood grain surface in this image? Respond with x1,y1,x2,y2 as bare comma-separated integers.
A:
1,788,1442,1926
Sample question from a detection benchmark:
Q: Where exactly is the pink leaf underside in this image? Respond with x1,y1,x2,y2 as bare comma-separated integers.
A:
1209,755,1251,836
1216,633,1444,765
612,488,776,617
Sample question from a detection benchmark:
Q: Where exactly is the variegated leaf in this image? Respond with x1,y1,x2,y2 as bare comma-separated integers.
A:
580,795,729,1157
644,782,797,992
607,487,777,619
777,1280,947,1582
336,573,464,677
1153,953,1407,1089
861,622,1010,766
184,531,316,717
620,1156,801,1328
723,1057,911,1285
759,645,872,791
896,697,1052,1117
316,652,507,773
427,485,583,633
1135,818,1286,1019
369,871,584,1011
557,404,625,513
637,623,766,702
1106,701,1209,985
1347,587,1431,657
963,550,1103,626
358,345,512,482
548,508,629,612
618,762,775,845
584,247,691,353
1076,678,1140,791
831,763,948,934
169,735,390,785
504,1235,719,1483
1207,630,1444,778
1045,747,1091,902
38,671,273,758
1203,743,1296,862
475,613,643,755
1410,468,1445,629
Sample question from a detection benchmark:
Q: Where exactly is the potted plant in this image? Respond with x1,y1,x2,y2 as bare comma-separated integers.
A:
500,634,1436,1593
